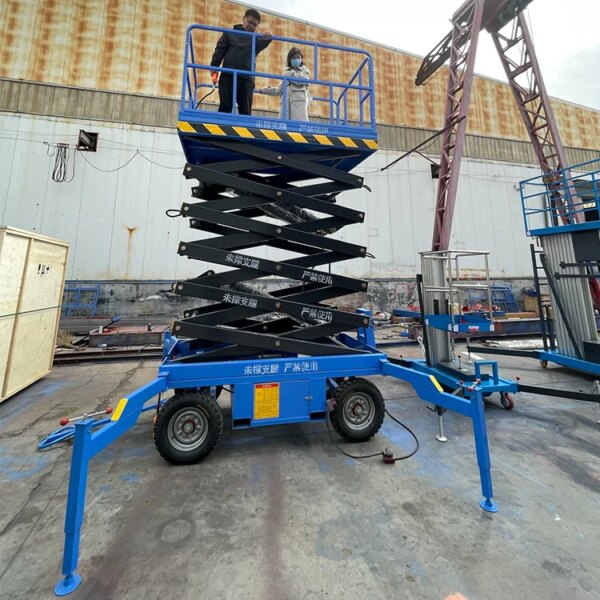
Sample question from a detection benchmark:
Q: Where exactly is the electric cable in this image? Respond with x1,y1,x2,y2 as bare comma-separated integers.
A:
197,85,217,106
1,127,185,156
80,149,183,173
47,143,76,182
379,117,465,172
80,149,140,173
138,152,184,169
383,408,420,461
325,407,419,462
325,413,382,459
414,149,439,166
137,344,163,352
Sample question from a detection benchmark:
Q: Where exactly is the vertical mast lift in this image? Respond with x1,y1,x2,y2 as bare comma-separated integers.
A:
53,26,501,596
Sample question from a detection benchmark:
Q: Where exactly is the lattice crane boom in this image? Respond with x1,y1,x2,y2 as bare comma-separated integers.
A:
416,0,579,252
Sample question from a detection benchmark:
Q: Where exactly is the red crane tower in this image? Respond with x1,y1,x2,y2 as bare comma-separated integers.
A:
416,0,582,252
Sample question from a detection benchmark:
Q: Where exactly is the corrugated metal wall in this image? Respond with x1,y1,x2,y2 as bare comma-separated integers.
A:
1,0,599,149
542,233,598,357
0,112,543,282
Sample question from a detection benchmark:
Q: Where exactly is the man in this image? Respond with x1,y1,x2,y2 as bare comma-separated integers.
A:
210,8,272,115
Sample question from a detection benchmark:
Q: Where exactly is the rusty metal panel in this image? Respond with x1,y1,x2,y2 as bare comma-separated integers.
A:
0,0,599,149
0,0,39,82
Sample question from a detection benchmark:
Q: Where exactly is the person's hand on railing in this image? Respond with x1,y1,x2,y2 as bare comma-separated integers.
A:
210,71,219,85
262,30,272,40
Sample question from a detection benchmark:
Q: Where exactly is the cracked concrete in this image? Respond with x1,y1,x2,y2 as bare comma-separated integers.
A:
0,346,598,600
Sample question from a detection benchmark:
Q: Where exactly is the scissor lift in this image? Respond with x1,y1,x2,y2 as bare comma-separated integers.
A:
54,26,500,596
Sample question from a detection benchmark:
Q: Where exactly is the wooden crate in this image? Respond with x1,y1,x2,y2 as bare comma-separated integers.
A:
523,293,551,315
0,227,69,403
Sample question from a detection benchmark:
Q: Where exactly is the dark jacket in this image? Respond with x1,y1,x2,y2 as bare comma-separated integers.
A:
210,24,272,80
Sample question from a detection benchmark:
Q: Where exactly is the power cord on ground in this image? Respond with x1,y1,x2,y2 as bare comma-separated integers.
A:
325,407,419,463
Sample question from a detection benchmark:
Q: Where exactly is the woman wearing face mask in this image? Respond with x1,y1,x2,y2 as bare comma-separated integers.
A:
258,47,312,121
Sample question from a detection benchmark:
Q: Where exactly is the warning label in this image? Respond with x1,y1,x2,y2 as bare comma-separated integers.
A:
254,383,280,420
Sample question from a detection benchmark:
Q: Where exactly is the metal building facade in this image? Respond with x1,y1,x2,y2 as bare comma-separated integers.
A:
1,0,599,148
1,111,541,282
1,0,599,287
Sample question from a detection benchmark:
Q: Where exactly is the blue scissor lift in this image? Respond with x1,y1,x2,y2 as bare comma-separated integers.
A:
54,25,500,596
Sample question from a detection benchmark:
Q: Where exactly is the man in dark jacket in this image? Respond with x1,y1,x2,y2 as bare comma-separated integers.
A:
210,9,272,115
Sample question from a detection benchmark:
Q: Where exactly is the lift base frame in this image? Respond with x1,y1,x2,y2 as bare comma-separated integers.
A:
55,338,498,595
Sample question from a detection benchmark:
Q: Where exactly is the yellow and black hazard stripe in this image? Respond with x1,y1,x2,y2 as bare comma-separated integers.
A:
178,121,378,150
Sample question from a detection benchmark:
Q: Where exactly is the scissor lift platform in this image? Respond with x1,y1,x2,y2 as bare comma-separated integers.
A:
177,118,378,172
52,26,501,596
177,25,378,171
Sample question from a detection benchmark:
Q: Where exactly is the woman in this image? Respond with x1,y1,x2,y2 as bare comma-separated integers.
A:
258,47,312,121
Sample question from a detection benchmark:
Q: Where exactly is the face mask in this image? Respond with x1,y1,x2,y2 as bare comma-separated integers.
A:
291,58,301,68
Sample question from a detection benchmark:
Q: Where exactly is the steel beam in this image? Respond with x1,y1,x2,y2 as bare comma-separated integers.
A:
431,0,485,251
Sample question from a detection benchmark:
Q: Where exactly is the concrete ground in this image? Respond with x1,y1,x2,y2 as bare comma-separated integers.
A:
0,343,598,600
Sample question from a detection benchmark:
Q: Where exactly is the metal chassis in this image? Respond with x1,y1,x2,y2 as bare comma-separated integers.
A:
401,356,518,399
55,345,498,595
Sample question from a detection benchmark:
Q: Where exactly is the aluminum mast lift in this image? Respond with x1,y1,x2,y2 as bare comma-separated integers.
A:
53,26,501,596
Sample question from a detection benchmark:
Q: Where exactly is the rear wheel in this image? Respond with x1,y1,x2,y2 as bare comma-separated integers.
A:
154,391,223,464
329,378,385,442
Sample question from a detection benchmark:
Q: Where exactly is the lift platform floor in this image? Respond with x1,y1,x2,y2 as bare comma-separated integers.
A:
0,345,598,599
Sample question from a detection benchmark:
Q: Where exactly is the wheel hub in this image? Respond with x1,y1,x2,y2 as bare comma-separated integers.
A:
169,408,208,451
182,419,196,435
344,393,375,430
352,404,365,417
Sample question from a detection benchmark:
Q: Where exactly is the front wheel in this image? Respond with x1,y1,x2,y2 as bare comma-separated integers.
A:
329,377,385,442
500,392,514,411
154,391,223,464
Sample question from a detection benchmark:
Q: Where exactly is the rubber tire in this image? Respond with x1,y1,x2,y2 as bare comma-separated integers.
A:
329,377,385,442
154,391,223,465
500,392,514,411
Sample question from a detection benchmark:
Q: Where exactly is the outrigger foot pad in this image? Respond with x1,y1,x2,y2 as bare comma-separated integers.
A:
479,498,499,513
54,573,81,596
